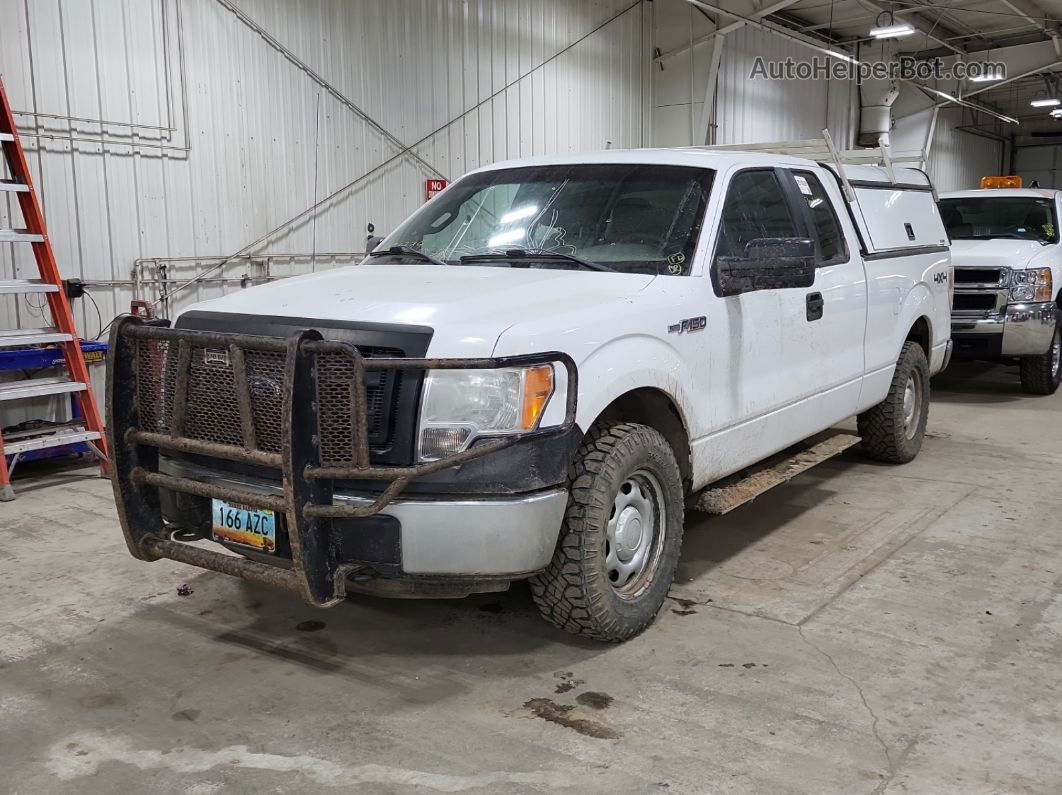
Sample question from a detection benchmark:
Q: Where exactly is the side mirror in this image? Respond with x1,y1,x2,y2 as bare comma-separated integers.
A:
716,237,816,296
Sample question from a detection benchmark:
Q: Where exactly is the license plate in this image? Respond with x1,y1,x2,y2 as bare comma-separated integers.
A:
211,499,277,552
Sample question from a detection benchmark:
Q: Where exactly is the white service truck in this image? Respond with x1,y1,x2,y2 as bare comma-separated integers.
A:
108,148,952,641
939,187,1062,394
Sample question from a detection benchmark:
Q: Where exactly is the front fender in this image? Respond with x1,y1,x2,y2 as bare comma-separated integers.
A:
573,334,699,438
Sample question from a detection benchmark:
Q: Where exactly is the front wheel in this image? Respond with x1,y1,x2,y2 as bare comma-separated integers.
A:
1019,325,1062,395
529,422,685,642
858,341,930,464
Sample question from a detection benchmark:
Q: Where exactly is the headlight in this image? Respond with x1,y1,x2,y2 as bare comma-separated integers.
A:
417,365,554,461
1010,268,1052,303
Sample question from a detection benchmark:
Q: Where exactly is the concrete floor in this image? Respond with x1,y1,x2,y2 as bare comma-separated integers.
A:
2,360,1061,794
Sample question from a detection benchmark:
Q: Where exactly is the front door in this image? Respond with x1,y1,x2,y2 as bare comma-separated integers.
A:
697,166,866,481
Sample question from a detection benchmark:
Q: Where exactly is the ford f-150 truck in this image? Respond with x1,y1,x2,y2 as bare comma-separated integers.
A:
939,186,1062,394
108,148,952,641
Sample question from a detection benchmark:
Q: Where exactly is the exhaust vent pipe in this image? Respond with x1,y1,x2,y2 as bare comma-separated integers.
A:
858,84,900,148
858,45,900,147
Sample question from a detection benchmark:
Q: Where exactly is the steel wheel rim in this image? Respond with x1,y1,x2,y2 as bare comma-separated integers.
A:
903,369,923,440
604,469,666,599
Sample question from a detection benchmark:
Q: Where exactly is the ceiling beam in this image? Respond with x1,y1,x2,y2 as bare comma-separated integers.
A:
998,0,1053,33
894,2,994,50
965,59,1062,98
894,59,1062,124
696,33,727,145
679,0,858,62
913,85,1019,124
654,0,804,63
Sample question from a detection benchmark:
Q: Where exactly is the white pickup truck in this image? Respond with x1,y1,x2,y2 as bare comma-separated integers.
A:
108,148,952,641
939,187,1062,394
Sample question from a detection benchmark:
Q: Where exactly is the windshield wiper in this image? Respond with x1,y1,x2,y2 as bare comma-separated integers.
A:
367,245,448,267
458,248,616,272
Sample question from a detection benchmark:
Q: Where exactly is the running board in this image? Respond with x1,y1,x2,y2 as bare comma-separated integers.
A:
695,432,861,515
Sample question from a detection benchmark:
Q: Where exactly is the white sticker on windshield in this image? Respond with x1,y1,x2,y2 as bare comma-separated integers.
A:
794,175,813,196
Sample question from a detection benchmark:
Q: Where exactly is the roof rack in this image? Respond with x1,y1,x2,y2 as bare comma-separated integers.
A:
692,129,931,202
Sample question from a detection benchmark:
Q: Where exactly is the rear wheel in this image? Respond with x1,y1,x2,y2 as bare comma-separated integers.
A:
529,422,684,642
858,341,930,464
1019,325,1062,395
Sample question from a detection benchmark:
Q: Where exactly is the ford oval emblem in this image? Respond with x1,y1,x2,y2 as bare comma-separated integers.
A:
248,375,281,399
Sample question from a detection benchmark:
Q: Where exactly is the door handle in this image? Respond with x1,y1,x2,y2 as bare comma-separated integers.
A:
806,292,824,321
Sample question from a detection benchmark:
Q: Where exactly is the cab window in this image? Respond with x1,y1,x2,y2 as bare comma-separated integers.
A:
792,171,848,266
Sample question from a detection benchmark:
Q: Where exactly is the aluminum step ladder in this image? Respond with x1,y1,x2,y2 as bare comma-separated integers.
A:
0,76,107,500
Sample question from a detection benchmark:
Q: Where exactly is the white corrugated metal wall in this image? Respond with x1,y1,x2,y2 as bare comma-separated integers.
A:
652,0,854,148
1014,145,1062,189
926,111,1004,194
710,26,854,147
892,105,1003,194
0,0,649,423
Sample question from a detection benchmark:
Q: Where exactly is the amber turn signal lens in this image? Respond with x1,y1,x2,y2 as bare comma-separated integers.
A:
521,365,554,430
1036,270,1053,302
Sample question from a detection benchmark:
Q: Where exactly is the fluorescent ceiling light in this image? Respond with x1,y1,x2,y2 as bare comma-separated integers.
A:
870,23,915,38
1032,98,1061,107
970,70,1004,83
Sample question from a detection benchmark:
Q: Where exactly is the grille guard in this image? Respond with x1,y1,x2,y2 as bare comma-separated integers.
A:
107,316,578,607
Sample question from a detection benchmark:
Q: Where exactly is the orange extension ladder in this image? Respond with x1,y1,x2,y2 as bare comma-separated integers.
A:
0,76,108,500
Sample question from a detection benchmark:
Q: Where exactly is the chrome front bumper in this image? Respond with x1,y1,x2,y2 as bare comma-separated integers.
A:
159,459,567,577
951,301,1059,357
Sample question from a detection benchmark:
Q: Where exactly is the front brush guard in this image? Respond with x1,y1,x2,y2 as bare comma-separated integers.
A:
107,317,577,607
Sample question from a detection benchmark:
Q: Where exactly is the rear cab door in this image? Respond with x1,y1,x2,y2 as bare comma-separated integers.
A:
779,165,868,411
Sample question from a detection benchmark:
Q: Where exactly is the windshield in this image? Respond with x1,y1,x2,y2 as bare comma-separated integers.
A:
377,164,715,275
938,197,1059,243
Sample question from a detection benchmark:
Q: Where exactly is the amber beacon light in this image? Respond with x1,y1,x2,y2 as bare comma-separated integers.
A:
980,176,1023,189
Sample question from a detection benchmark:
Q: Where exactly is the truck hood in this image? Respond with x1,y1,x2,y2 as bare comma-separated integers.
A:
177,261,656,356
949,238,1048,269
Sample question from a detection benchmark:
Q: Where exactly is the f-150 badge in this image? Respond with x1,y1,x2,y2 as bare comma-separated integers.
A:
668,316,707,334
